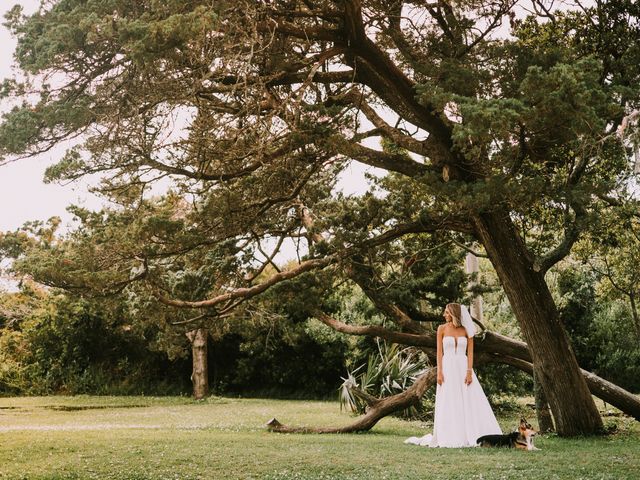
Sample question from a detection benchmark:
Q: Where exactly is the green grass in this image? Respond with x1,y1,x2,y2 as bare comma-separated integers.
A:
0,396,638,479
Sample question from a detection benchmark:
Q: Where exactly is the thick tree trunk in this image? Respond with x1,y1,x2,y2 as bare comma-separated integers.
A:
473,210,603,435
186,328,209,400
533,366,555,433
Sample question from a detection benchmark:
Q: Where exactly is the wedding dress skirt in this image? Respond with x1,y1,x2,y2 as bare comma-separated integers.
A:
405,336,502,447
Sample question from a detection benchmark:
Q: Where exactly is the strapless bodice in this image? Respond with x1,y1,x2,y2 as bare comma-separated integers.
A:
443,336,467,356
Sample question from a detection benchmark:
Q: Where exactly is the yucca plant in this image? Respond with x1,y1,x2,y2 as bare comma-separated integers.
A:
339,340,432,419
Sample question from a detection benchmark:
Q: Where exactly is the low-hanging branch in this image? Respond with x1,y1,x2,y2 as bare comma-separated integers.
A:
536,202,587,273
313,310,433,347
311,311,640,421
155,216,468,309
156,256,334,309
267,308,639,434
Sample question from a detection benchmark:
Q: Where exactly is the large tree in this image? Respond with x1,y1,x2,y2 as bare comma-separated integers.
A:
1,0,640,435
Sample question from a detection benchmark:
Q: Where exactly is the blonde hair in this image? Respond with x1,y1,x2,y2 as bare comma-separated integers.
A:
446,303,462,328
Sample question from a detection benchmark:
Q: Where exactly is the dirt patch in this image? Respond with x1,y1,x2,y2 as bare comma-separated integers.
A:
43,404,148,412
0,423,163,432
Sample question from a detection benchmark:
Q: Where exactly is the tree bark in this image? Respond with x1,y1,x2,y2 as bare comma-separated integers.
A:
186,328,209,400
465,252,484,322
629,293,640,340
472,210,604,435
533,366,555,433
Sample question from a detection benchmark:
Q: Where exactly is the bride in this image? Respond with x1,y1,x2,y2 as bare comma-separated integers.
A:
406,303,502,447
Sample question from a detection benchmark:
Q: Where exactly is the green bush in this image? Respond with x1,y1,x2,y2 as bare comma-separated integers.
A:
210,321,350,398
475,362,533,406
339,341,432,419
0,295,191,396
590,301,640,392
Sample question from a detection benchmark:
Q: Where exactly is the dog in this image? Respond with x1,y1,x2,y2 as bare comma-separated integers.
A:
476,418,539,450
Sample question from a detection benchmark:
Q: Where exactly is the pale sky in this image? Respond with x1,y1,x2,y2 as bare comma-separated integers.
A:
0,0,105,233
0,1,374,237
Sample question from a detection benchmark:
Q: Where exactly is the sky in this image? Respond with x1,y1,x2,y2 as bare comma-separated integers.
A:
0,0,105,234
0,0,376,287
0,1,376,237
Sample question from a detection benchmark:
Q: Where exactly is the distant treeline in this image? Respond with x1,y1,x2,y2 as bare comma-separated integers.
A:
2,264,640,398
0,290,351,398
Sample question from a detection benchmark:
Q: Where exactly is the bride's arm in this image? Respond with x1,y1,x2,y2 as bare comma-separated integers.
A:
465,336,474,385
437,325,444,385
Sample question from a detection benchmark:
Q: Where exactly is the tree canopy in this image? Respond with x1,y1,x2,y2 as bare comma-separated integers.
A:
1,0,640,435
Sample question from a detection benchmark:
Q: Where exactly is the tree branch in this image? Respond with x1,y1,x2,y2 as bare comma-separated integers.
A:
246,233,285,282
384,2,434,77
256,20,341,42
450,239,489,258
313,310,434,346
156,256,334,309
313,311,640,421
328,134,431,177
535,203,586,273
341,0,456,158
154,217,463,309
339,90,432,158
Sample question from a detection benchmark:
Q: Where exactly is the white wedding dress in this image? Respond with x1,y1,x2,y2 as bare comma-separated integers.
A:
405,336,502,447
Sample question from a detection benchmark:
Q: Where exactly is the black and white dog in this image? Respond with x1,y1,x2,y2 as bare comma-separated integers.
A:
477,418,539,450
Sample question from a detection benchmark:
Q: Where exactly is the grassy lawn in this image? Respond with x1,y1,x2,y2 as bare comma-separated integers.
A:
0,396,638,480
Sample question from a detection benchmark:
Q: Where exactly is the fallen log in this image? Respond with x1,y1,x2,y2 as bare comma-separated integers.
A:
267,368,437,433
